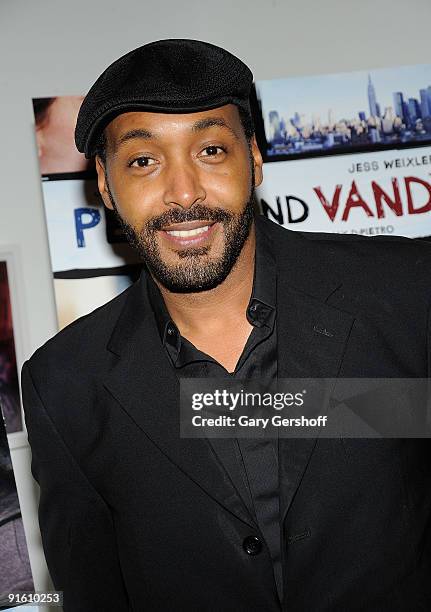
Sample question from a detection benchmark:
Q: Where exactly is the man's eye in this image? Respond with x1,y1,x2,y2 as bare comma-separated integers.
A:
130,156,156,168
200,146,225,157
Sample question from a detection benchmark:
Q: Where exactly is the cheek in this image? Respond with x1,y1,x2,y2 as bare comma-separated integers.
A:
205,170,251,210
110,176,163,226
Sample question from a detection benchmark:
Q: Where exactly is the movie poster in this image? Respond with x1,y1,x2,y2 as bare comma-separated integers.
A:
32,97,141,331
0,262,21,435
253,64,431,239
0,411,34,608
34,67,431,331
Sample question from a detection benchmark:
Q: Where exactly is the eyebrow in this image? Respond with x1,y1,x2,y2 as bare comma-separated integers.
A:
113,116,239,153
114,128,155,153
191,117,239,139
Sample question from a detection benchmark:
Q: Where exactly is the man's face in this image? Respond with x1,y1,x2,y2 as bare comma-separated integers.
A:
96,104,263,292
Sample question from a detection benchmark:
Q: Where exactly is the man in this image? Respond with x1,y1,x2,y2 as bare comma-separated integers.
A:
22,39,431,611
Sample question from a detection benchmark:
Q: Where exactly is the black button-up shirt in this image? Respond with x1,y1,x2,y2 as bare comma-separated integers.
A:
146,220,282,600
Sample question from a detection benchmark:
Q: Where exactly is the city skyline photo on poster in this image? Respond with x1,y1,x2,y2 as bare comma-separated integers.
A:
253,64,431,239
255,64,431,160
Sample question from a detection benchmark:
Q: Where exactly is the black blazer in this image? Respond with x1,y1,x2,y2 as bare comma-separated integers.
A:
22,215,431,611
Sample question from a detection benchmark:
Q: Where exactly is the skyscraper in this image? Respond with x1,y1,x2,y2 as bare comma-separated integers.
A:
369,127,381,144
408,98,421,122
427,86,431,118
404,101,411,126
393,92,405,121
268,110,281,141
368,75,378,117
382,107,395,134
420,89,430,118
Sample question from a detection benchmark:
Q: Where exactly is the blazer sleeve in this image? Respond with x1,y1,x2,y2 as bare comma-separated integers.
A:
21,361,131,612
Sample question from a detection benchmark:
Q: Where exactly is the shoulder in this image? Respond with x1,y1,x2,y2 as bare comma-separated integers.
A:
256,214,431,276
256,215,431,317
25,279,136,383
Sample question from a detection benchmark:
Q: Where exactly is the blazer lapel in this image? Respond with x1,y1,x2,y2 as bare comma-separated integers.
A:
103,273,256,529
272,227,356,523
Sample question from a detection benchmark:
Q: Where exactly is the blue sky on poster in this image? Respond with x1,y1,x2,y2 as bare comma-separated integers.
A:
256,64,431,124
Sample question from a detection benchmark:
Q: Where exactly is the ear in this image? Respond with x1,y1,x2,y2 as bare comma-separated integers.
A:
250,135,263,187
95,156,114,210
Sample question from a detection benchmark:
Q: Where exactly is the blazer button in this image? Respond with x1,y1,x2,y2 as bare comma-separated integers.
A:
243,535,262,555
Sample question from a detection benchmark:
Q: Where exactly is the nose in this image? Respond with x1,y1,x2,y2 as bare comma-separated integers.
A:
162,158,206,209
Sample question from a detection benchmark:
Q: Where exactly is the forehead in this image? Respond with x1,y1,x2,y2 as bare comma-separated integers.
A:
105,104,242,143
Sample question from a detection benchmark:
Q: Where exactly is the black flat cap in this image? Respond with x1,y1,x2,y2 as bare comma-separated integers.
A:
75,39,253,159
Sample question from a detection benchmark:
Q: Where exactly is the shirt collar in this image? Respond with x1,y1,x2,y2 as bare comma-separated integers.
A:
146,216,277,355
146,272,180,354
246,217,276,329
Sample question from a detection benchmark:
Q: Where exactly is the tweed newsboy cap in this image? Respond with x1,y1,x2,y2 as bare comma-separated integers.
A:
75,39,253,158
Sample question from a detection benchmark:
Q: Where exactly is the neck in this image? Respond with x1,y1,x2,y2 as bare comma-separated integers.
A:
152,222,256,337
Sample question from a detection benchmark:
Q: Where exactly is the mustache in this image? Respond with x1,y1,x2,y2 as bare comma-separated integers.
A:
146,204,233,232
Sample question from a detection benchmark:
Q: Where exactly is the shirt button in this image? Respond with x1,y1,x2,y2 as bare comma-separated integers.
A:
242,535,262,555
249,303,258,313
167,325,175,336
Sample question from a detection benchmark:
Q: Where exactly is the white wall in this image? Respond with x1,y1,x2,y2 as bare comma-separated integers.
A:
1,0,430,600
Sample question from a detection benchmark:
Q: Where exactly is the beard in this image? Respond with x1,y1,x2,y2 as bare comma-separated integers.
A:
106,181,255,293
